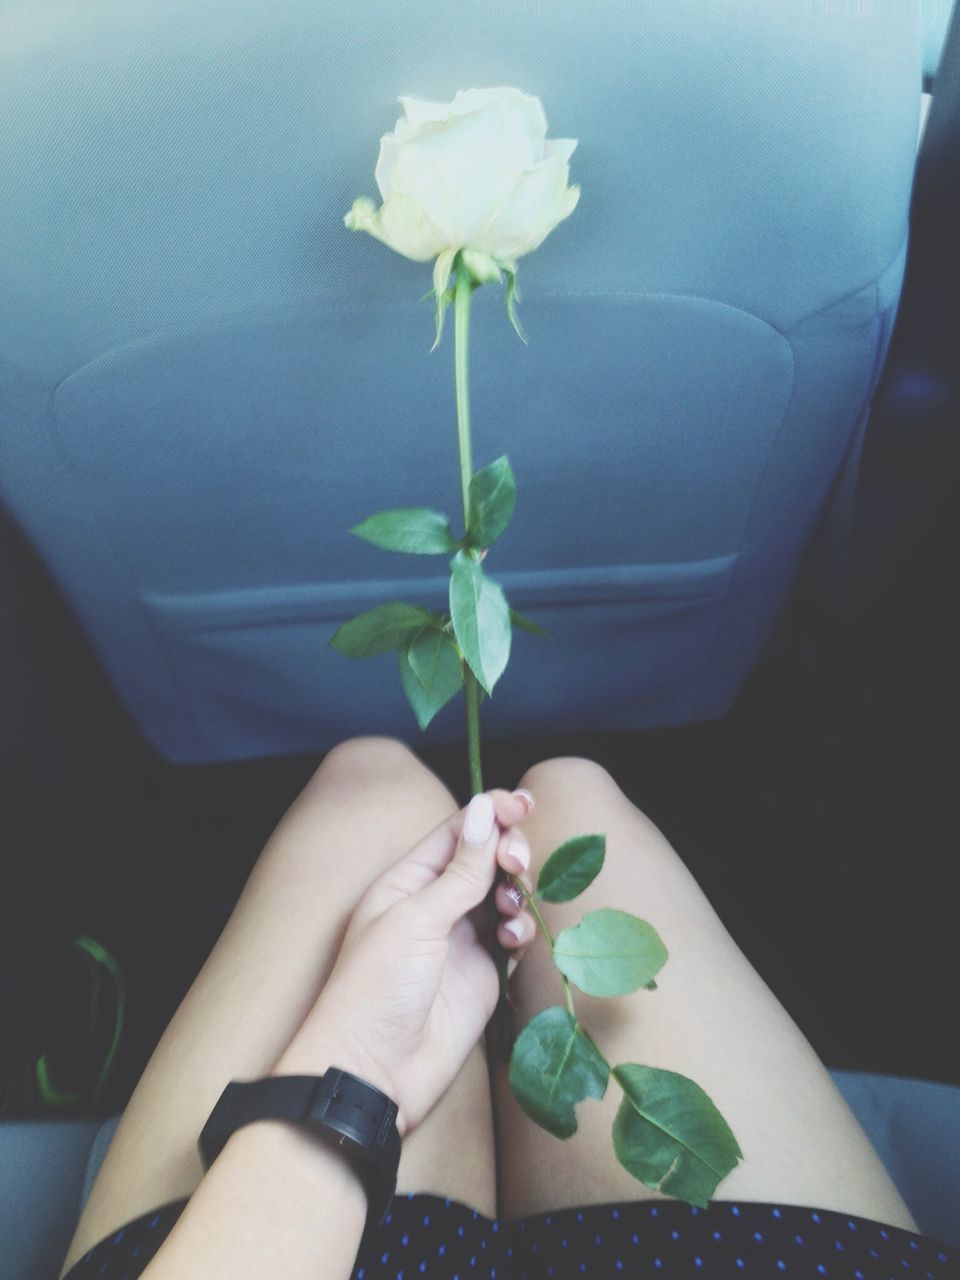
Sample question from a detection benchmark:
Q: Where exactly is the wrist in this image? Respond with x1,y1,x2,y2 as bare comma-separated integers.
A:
143,1113,368,1279
272,1032,408,1139
221,1114,369,1207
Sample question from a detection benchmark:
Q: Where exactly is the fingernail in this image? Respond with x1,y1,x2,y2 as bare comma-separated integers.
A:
513,788,536,813
463,793,496,846
504,884,524,909
503,918,525,943
507,835,530,871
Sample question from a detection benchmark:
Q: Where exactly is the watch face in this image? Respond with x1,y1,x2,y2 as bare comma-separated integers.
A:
310,1069,397,1152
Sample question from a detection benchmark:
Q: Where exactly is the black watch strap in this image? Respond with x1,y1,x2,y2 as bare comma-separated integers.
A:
198,1071,401,1234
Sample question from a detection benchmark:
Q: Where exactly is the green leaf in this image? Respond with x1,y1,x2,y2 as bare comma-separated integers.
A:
398,626,464,729
509,607,551,639
553,909,668,997
406,624,455,690
537,835,605,903
448,551,511,695
612,1064,743,1208
351,508,459,555
330,603,434,657
467,456,516,548
508,1006,608,1139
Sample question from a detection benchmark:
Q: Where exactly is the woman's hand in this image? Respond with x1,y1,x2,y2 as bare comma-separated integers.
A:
271,789,537,1137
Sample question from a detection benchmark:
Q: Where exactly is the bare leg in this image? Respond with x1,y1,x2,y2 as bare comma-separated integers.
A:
492,757,917,1231
60,737,496,1277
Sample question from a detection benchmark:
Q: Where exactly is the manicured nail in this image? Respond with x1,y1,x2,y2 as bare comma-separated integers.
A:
507,835,530,871
513,788,536,813
503,917,525,943
504,884,524,909
463,793,496,846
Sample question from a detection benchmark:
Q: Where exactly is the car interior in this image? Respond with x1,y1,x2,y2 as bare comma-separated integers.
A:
1,2,958,1276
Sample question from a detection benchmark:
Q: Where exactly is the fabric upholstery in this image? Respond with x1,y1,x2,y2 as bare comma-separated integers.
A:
832,1070,960,1252
0,2,935,760
0,1118,100,1280
80,1114,121,1213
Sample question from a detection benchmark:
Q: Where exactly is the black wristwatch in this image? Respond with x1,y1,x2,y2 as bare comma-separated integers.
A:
198,1071,401,1235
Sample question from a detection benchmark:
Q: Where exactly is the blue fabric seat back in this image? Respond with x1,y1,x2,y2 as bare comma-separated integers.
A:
0,1,929,762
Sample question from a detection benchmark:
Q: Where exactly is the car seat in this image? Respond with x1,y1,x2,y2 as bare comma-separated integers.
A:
0,0,938,762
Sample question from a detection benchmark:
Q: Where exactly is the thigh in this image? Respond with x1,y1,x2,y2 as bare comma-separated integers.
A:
60,737,497,1277
492,757,917,1232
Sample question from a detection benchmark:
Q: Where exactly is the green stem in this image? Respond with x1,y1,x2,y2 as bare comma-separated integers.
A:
506,875,576,1019
453,256,484,798
464,669,483,795
453,252,513,1053
564,981,576,1019
509,877,554,945
454,256,474,529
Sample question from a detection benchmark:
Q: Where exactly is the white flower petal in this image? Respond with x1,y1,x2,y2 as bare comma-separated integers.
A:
472,141,580,261
543,137,578,166
449,86,547,143
398,94,454,131
353,88,581,270
376,190,450,260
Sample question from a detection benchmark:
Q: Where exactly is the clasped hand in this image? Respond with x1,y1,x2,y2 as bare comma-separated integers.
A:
272,789,536,1136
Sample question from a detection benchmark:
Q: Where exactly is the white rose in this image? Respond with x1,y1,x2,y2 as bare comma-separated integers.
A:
344,87,580,345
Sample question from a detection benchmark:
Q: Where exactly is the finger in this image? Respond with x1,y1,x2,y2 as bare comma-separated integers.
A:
378,784,532,886
379,789,534,899
496,826,531,877
414,792,500,934
487,787,535,831
495,877,529,917
497,910,535,951
362,789,535,924
366,805,466,908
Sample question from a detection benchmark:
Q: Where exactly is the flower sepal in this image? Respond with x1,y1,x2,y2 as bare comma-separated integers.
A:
343,196,378,234
461,248,503,288
503,265,528,345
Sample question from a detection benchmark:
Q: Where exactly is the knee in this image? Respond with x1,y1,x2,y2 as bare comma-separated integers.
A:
271,736,454,863
315,736,423,788
518,755,625,803
516,756,668,871
311,738,457,816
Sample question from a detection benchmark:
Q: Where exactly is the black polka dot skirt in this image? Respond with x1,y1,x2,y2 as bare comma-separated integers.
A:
63,1192,958,1278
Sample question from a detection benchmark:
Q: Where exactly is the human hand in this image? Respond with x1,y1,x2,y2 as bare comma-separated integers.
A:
272,789,536,1137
